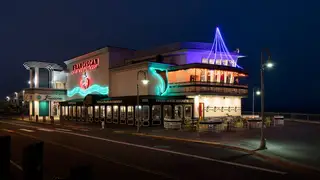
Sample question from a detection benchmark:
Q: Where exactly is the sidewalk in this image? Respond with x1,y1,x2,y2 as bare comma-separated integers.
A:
117,122,320,173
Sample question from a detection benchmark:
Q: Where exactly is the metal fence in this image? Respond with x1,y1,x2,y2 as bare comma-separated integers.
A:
242,111,320,122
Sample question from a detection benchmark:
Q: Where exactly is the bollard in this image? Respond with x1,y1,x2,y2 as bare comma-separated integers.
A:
0,136,11,180
69,165,92,180
35,115,39,122
22,142,43,180
101,120,105,129
50,116,54,124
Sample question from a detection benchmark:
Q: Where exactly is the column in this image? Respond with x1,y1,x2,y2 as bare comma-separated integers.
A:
34,67,39,88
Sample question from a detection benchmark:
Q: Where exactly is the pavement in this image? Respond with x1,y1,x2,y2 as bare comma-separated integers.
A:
0,118,319,179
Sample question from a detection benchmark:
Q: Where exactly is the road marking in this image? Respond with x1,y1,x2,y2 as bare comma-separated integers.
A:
55,128,72,132
0,120,288,175
37,128,55,132
2,129,15,133
10,160,23,171
19,129,34,132
12,131,176,179
55,130,287,175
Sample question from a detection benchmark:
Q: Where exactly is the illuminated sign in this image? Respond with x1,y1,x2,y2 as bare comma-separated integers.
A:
80,72,90,89
71,58,99,74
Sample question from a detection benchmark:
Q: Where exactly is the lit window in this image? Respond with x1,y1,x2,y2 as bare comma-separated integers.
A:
202,58,209,64
216,60,221,65
209,59,215,64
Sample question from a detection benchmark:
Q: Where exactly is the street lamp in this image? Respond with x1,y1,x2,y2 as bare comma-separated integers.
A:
136,70,149,133
252,87,261,118
259,49,274,150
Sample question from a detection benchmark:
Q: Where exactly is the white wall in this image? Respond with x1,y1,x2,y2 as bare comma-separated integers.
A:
110,64,149,97
192,95,242,118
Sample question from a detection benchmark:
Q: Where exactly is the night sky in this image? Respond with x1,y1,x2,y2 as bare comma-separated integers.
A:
1,0,319,113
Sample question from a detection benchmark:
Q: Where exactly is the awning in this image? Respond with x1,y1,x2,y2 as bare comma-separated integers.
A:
59,99,84,106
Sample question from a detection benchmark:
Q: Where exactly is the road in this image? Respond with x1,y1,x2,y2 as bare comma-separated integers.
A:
0,119,314,180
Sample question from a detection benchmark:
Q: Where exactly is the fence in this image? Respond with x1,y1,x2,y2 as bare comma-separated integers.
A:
242,111,320,122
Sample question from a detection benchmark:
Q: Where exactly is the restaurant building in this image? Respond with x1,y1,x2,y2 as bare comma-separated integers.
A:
24,27,248,126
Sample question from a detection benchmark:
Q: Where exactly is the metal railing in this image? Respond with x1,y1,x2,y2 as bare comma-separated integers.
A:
242,111,320,122
169,81,248,88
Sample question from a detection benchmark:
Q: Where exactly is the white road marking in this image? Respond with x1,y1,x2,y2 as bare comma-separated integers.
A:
55,130,287,175
19,128,34,132
0,120,288,175
37,128,55,132
55,128,72,132
10,160,23,171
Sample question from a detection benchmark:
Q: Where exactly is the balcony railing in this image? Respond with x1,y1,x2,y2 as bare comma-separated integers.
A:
169,81,248,88
168,81,248,96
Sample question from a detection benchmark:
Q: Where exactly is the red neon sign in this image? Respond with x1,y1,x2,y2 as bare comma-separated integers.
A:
72,58,99,74
79,72,90,89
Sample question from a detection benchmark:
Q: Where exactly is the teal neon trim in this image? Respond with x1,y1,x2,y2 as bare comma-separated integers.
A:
67,84,109,97
149,67,169,96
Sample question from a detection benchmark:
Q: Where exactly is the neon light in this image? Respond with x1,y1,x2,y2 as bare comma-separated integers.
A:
71,58,99,74
79,72,90,89
67,84,109,97
149,67,169,96
206,27,238,67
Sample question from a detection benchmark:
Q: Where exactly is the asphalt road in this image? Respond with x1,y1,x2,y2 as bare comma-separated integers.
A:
0,119,315,180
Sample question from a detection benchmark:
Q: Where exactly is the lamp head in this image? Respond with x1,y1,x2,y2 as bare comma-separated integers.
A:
141,79,149,85
256,90,261,95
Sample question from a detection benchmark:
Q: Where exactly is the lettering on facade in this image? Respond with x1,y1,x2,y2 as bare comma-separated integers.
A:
72,58,99,74
24,94,65,101
97,100,122,104
156,99,194,103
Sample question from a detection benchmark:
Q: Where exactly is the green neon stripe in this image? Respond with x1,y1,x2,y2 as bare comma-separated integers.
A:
67,84,109,97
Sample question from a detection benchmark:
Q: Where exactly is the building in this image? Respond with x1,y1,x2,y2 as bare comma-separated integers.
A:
23,62,67,119
23,27,248,126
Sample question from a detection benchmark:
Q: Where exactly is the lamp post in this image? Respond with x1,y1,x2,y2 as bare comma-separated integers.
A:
252,88,261,118
259,49,273,150
136,70,149,133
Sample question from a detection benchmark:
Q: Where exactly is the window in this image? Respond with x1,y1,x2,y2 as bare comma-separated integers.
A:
100,106,105,117
77,106,81,117
223,60,228,66
68,106,72,116
152,105,161,120
216,60,221,65
163,105,172,120
120,106,126,120
94,106,99,118
81,106,85,117
184,105,192,120
113,106,118,119
209,59,215,64
106,106,112,119
135,106,142,120
88,106,93,117
72,106,76,117
202,58,208,64
142,105,149,120
127,106,134,120
174,105,183,120
200,70,206,82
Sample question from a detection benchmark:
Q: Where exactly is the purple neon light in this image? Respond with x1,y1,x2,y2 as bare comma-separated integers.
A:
206,27,238,66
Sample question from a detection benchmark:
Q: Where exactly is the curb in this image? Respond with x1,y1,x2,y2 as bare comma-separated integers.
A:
130,132,320,175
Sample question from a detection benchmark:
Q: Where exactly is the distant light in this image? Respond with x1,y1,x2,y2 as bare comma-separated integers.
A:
266,62,273,68
6,96,10,100
28,80,31,84
141,79,149,85
256,91,261,95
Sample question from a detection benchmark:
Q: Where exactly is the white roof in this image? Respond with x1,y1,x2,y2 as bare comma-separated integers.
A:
23,61,64,70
